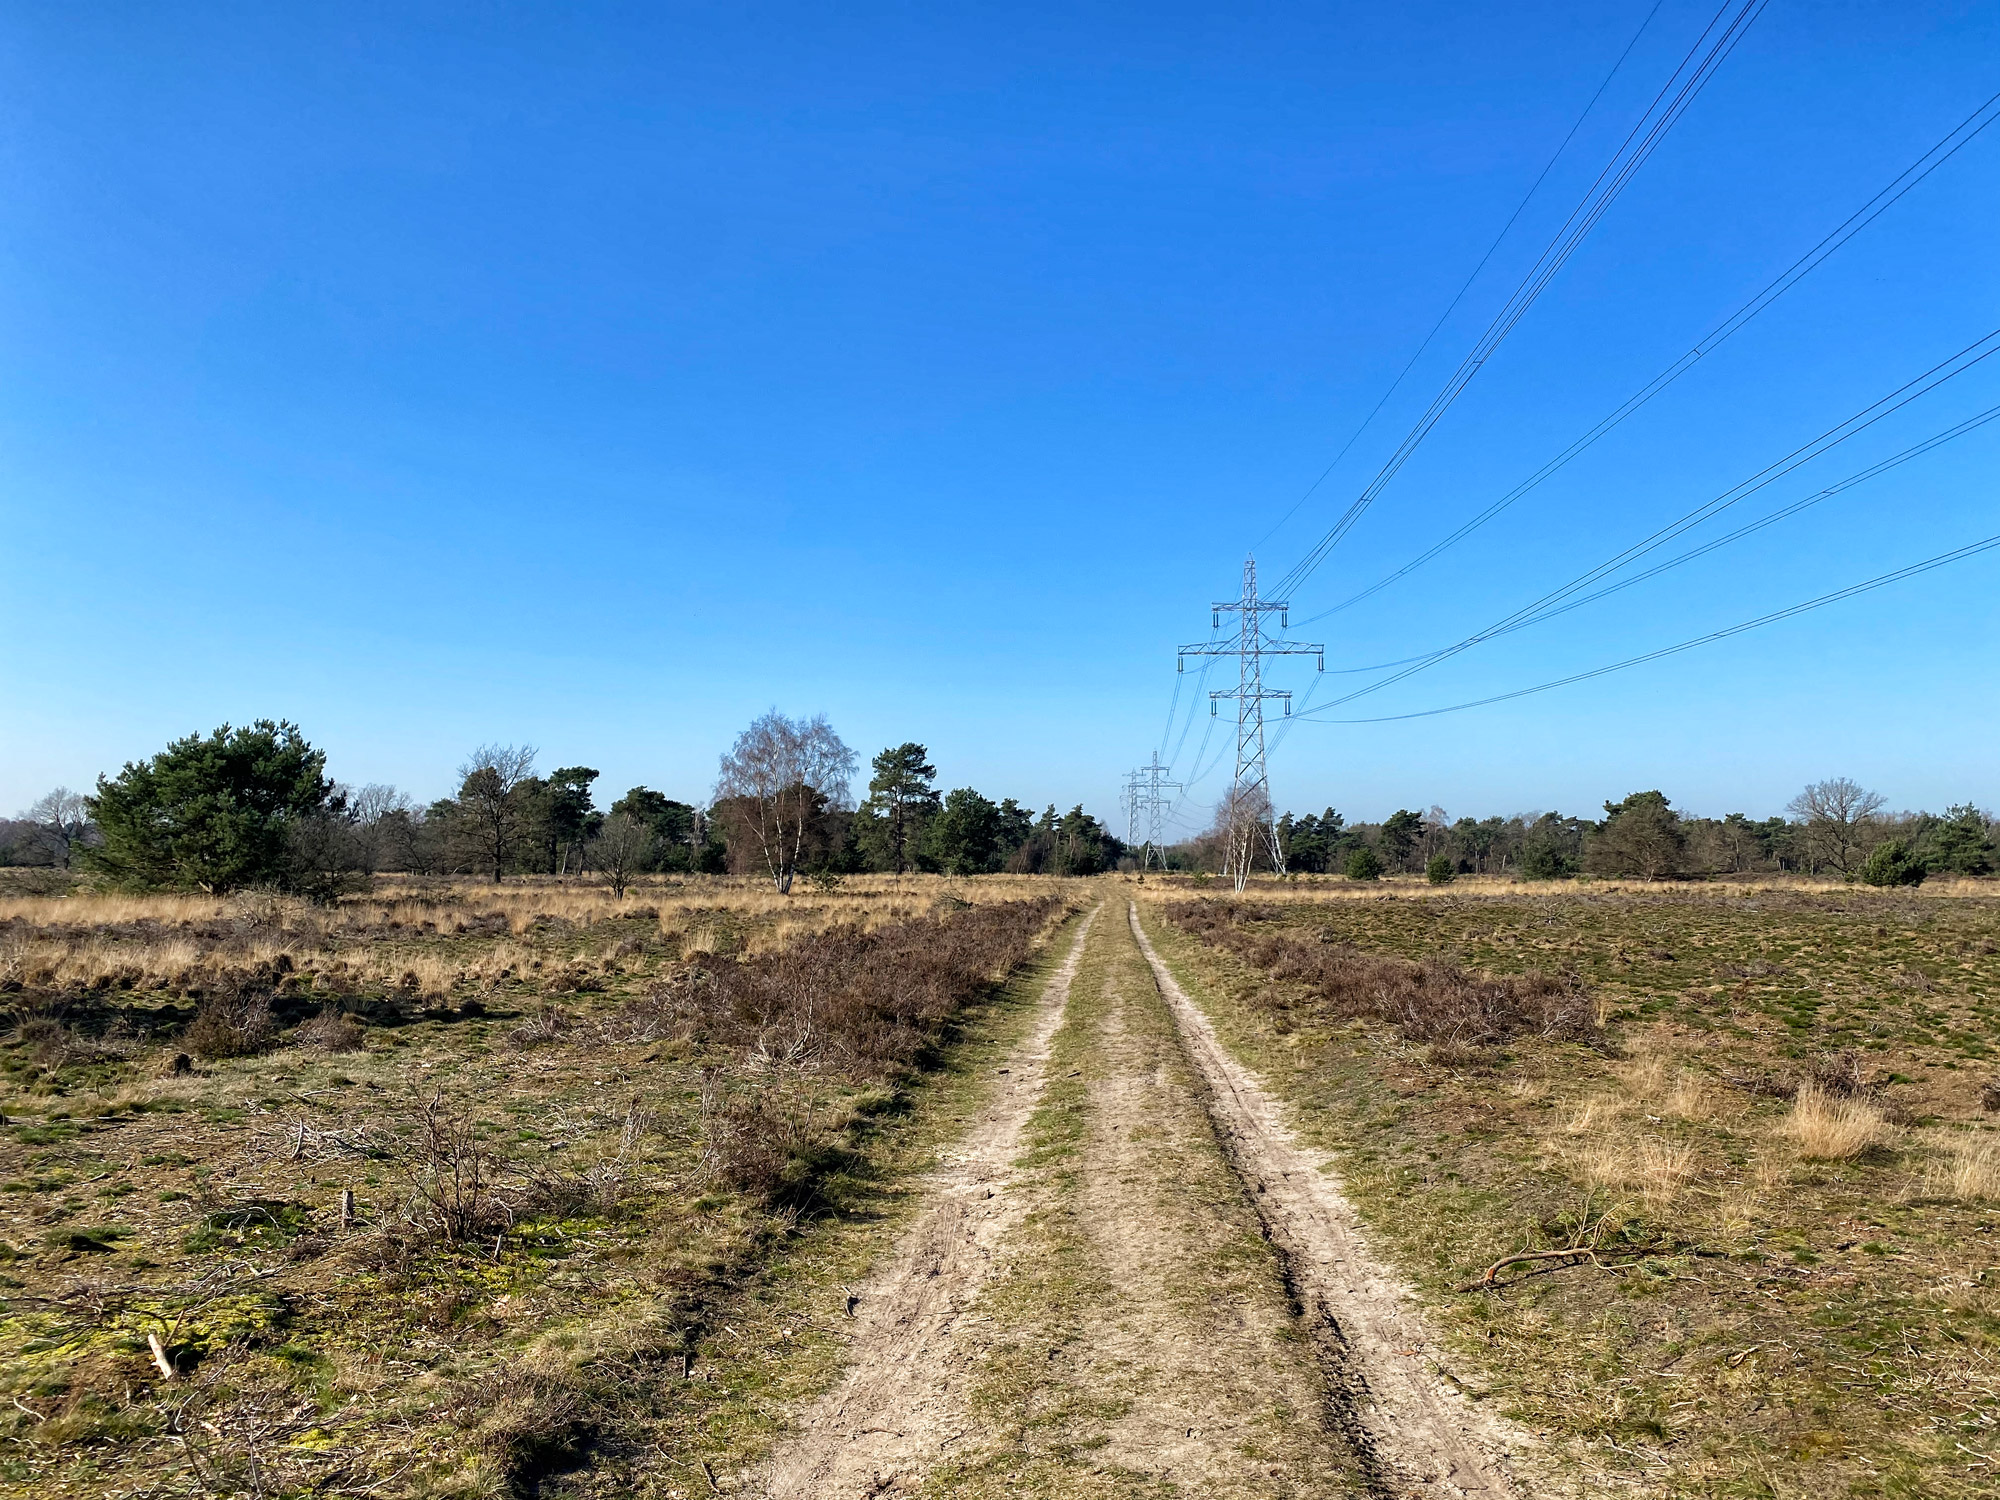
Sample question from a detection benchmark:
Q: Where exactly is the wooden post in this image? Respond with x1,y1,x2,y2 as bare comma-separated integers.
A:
339,1187,355,1229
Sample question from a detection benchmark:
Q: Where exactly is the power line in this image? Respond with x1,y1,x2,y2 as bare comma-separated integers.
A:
1306,325,2000,711
1301,86,2000,623
1275,0,1770,599
1251,0,1667,554
1294,532,2000,724
1310,398,2000,677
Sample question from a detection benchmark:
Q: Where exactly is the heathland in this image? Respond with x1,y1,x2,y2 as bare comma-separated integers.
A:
5,869,1999,1499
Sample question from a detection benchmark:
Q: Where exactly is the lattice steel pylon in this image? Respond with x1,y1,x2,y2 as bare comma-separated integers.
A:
1178,557,1322,891
1121,753,1184,870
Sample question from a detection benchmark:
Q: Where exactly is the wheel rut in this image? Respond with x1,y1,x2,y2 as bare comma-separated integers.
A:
754,904,1100,1499
1128,900,1533,1498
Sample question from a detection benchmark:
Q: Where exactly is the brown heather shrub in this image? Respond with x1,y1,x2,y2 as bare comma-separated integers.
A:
184,990,279,1060
638,896,1062,1207
1806,1047,1870,1098
640,895,1062,1082
1165,900,1599,1048
296,1005,365,1053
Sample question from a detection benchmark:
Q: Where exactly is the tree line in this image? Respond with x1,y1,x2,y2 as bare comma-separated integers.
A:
8,719,1992,894
0,712,1124,896
1171,777,1997,886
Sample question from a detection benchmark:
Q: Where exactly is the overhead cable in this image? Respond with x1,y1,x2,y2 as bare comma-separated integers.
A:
1312,398,2000,676
1294,533,2000,724
1307,325,2000,710
1275,0,1770,599
1251,0,1667,554
1301,85,2000,623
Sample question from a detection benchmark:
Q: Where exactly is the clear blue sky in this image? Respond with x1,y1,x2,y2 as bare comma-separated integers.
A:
3,1,1996,831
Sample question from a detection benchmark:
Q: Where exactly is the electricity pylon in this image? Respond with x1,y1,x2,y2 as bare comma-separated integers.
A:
1178,557,1321,891
1122,753,1184,869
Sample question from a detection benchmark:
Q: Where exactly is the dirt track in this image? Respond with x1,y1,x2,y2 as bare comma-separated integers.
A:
1128,901,1529,1497
757,907,1100,1498
752,895,1537,1499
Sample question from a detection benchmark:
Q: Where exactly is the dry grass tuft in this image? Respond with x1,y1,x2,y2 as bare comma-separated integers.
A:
1917,1134,2000,1202
1567,1133,1698,1206
1780,1080,1889,1160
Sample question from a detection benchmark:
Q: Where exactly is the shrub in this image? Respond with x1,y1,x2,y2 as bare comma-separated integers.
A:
1344,848,1383,882
184,991,278,1059
1165,901,1598,1048
649,896,1060,1080
399,1097,510,1242
296,1006,365,1054
1425,854,1455,885
1861,839,1926,887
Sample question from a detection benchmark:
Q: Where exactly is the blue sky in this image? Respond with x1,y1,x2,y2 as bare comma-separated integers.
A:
3,1,1996,832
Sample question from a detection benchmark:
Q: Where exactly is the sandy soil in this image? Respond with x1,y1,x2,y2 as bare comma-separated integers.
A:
753,895,1541,1499
754,906,1101,1498
1128,900,1533,1497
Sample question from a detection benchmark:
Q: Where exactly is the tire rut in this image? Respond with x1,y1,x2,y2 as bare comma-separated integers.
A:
1128,900,1532,1498
753,904,1100,1499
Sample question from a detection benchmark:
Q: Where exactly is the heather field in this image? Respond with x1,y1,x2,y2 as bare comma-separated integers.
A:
1141,875,2000,1497
0,875,1083,1499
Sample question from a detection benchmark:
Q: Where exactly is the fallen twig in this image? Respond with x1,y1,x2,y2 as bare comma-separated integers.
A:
1456,1243,1672,1291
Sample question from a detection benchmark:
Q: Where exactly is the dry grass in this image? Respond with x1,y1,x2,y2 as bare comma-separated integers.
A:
1146,881,2000,1497
1567,1134,1699,1207
1780,1079,1890,1159
0,873,1061,1000
1916,1133,2000,1201
0,875,1090,1500
1154,870,1998,905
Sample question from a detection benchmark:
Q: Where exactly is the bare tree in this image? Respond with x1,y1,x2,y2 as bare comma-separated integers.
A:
343,783,414,878
714,712,856,894
1786,777,1886,876
589,811,655,899
456,745,538,882
23,788,93,868
1210,783,1275,891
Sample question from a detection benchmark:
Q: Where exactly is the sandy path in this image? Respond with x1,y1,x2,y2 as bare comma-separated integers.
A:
1059,975,1365,1495
1128,900,1531,1498
754,904,1099,1499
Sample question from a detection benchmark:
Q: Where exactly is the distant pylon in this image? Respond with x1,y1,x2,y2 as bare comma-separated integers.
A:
1178,557,1322,891
1122,753,1184,870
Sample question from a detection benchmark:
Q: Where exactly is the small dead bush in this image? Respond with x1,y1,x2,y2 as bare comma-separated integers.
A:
1781,1080,1888,1160
509,1005,579,1047
398,1095,512,1242
185,990,278,1060
1806,1048,1869,1098
700,1077,852,1211
296,1006,365,1054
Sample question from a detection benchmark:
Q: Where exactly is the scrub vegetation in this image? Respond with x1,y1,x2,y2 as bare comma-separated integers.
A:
0,874,1082,1499
1145,879,2000,1497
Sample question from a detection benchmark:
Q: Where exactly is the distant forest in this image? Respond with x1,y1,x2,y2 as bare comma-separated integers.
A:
3,715,1994,894
1173,783,1999,887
